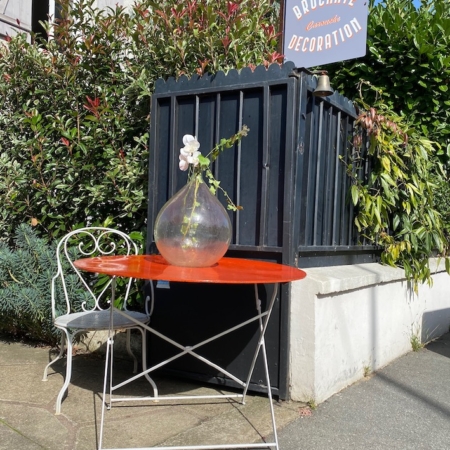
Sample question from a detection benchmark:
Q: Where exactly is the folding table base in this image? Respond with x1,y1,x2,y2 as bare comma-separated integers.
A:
98,283,280,450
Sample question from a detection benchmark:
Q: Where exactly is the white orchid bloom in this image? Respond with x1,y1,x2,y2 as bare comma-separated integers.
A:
187,151,201,166
182,134,200,152
179,156,189,171
180,135,201,170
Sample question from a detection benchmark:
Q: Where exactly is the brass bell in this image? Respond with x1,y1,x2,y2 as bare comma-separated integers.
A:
313,73,334,97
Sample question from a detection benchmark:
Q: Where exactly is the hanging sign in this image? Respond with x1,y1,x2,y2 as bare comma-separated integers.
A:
283,0,369,68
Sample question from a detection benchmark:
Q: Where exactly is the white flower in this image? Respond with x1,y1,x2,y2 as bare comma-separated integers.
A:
179,135,201,170
179,157,189,171
182,134,200,152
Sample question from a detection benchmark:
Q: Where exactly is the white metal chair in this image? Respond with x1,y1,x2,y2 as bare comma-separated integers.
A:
42,227,157,414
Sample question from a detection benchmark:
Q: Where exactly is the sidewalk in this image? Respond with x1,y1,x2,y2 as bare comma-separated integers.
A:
278,332,450,450
0,333,449,450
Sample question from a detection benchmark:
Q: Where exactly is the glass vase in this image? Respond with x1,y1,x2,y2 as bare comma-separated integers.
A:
154,175,232,267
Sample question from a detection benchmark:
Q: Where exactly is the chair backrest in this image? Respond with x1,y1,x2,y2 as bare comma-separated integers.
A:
50,227,152,320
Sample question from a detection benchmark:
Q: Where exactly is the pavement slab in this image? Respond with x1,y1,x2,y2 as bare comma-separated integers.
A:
0,402,70,450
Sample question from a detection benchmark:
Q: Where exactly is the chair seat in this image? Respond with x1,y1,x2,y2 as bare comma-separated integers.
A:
55,310,149,330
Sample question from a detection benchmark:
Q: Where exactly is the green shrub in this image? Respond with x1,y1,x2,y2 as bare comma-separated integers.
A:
0,224,89,344
432,176,450,238
0,0,279,342
327,0,450,234
329,0,450,160
0,0,279,244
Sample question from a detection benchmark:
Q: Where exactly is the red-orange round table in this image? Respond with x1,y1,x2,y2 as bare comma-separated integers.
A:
73,255,306,450
73,254,307,284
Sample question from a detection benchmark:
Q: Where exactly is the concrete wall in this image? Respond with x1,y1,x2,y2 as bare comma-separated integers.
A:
289,259,450,404
0,0,134,40
95,0,134,9
0,0,32,37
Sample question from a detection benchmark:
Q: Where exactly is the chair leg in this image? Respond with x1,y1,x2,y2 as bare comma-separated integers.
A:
55,329,74,415
125,329,138,373
42,331,66,381
139,327,158,398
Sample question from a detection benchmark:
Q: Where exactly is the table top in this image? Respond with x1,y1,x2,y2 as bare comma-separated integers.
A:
73,255,306,284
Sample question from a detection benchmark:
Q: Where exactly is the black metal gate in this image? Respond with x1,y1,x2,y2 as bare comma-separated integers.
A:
146,62,376,399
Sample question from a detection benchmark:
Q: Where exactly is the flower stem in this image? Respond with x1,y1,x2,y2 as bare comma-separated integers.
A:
181,174,201,238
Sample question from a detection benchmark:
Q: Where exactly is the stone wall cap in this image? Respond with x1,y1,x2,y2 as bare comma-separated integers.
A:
294,258,447,295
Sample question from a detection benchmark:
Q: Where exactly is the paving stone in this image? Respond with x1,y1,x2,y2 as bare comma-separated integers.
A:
0,403,69,450
0,424,45,450
75,405,201,450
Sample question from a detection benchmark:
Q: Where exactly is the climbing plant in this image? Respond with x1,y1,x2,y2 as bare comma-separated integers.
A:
345,83,449,290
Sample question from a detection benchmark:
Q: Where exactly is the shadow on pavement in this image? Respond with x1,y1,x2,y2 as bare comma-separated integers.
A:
425,332,450,359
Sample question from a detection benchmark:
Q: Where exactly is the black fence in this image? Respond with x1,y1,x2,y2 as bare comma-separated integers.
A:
147,62,377,268
145,62,376,399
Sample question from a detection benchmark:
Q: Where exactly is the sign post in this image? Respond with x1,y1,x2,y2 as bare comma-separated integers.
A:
282,0,369,68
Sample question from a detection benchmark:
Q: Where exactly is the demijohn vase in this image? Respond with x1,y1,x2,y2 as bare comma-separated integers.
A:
154,175,232,267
